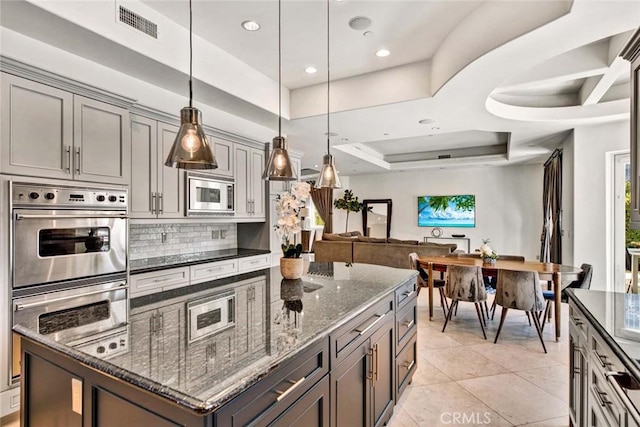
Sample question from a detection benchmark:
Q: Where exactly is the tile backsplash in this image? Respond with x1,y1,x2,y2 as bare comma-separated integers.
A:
129,223,237,260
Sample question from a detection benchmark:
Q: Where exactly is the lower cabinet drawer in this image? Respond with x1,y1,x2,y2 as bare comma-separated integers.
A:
396,299,417,354
395,279,417,311
331,293,394,366
130,267,189,296
190,259,238,285
396,333,417,399
215,338,329,426
238,254,271,273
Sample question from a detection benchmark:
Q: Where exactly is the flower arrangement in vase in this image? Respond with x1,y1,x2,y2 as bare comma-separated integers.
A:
274,182,311,279
479,238,499,265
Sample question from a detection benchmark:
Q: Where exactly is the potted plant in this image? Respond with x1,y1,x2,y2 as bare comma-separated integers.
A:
275,182,311,279
480,238,499,265
334,189,365,232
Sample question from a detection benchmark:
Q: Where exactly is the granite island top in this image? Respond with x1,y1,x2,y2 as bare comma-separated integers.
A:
567,289,640,381
14,262,417,415
129,248,271,274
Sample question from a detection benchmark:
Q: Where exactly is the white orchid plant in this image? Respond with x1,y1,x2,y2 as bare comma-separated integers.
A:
479,238,499,260
274,182,311,258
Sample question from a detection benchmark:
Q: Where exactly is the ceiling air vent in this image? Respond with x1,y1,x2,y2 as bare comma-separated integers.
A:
119,6,158,39
438,154,451,159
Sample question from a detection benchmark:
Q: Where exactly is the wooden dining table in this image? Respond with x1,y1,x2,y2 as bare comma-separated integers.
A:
417,256,583,341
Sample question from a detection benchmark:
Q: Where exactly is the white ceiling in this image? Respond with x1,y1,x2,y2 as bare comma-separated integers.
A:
1,0,638,177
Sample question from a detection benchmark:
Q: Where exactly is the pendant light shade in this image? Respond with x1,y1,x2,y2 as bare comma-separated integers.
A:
316,0,341,188
263,0,296,181
263,136,296,180
165,0,217,170
165,107,217,169
317,153,342,188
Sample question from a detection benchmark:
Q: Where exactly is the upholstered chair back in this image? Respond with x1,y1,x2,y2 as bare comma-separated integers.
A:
496,270,545,312
445,265,486,302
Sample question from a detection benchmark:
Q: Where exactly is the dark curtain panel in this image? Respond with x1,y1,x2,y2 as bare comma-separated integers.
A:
310,187,334,233
540,149,563,263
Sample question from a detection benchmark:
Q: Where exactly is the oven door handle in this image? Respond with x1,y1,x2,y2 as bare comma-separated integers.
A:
14,284,126,311
15,213,129,220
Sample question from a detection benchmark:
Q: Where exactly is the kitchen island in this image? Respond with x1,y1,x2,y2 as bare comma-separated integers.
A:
14,262,418,426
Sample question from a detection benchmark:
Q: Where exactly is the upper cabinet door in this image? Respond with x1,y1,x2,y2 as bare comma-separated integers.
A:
73,95,130,185
208,136,234,178
251,148,265,218
157,122,184,218
130,114,158,219
0,73,73,179
234,144,251,217
624,30,640,228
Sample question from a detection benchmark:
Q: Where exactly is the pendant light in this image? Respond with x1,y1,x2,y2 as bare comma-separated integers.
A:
165,0,217,170
263,0,296,181
316,0,341,189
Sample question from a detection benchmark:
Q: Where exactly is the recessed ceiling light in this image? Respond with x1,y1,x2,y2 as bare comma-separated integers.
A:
341,137,349,141
384,133,389,136
314,165,319,168
363,31,373,38
241,21,260,31
432,126,440,130
376,49,390,57
418,118,435,125
305,66,317,74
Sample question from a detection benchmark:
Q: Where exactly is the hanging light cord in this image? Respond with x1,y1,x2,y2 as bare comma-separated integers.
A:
189,0,193,108
278,0,282,137
326,0,330,156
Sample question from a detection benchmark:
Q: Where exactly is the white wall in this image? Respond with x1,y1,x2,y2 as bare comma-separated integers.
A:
572,120,630,291
342,164,544,260
561,132,575,268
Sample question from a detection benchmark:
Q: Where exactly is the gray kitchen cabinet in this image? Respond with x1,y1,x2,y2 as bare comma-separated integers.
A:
623,30,640,228
184,328,235,394
235,143,266,220
130,114,184,219
236,277,267,360
73,95,130,185
205,135,234,178
1,74,130,185
130,305,183,389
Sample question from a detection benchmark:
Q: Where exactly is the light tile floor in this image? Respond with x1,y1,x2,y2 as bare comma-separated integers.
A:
388,292,570,427
0,293,569,427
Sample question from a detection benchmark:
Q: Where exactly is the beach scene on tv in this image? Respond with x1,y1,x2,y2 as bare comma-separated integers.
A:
418,195,476,228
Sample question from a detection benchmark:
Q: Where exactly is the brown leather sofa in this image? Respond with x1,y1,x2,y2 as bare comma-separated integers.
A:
314,233,456,269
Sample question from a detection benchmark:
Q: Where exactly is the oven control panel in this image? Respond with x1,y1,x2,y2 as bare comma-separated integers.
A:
72,328,129,360
12,183,127,209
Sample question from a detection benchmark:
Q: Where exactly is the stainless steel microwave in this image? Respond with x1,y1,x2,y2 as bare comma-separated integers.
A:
186,173,234,216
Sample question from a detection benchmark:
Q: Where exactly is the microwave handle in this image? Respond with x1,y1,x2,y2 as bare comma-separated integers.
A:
15,213,129,220
14,284,126,311
228,186,234,210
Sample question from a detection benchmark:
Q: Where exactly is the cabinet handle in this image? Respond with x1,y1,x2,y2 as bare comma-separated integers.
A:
75,147,81,174
594,351,612,368
593,386,612,407
151,193,157,215
404,360,415,372
571,316,583,326
207,267,222,273
403,319,415,329
159,312,164,332
366,348,374,382
573,367,581,376
158,193,163,214
275,377,306,402
64,146,71,173
150,313,157,334
403,290,416,298
374,343,379,384
153,277,171,283
356,313,386,336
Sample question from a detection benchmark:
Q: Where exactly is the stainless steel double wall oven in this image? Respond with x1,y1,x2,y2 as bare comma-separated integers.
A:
10,182,129,382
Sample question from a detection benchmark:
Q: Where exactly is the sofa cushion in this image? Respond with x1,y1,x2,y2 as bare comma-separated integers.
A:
387,238,418,245
338,231,362,237
323,233,357,241
357,236,388,243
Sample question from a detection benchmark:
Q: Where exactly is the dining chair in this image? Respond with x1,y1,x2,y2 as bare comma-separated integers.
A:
408,252,449,318
494,270,547,353
541,263,593,331
442,264,487,339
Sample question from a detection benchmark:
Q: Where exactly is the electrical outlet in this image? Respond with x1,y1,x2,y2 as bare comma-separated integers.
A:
220,229,227,239
211,230,220,239
161,232,167,243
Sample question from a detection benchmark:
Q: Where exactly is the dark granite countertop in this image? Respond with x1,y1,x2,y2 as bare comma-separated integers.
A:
129,248,271,274
14,262,417,415
567,289,640,380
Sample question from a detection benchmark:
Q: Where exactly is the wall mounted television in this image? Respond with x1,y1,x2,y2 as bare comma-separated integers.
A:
417,195,476,228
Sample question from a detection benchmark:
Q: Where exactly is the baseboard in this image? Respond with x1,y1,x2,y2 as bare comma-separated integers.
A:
0,387,20,419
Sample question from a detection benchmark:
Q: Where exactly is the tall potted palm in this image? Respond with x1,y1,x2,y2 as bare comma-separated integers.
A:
334,189,364,232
